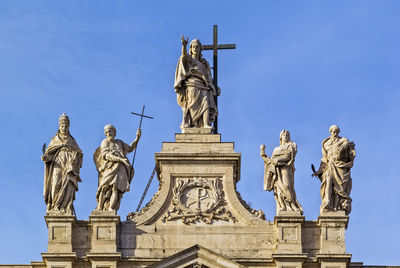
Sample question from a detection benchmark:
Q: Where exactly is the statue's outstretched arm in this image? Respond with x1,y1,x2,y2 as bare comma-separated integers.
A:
128,129,142,152
260,145,270,162
181,35,188,57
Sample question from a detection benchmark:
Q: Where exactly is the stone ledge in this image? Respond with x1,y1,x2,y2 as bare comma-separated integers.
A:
274,214,305,224
41,253,77,261
318,212,349,229
89,214,120,222
316,253,352,263
44,215,76,227
272,253,308,261
160,142,235,153
86,253,122,261
175,133,221,143
181,127,213,134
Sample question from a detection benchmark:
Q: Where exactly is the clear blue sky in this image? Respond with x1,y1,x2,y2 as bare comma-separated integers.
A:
0,0,399,265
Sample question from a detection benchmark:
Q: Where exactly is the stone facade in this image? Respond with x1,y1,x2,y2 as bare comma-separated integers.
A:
1,131,395,268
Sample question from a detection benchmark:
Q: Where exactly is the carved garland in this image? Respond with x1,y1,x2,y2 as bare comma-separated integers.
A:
161,177,236,224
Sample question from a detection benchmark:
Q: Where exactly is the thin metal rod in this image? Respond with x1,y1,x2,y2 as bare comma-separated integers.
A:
131,111,153,119
201,25,236,134
136,166,157,212
202,44,236,50
213,25,218,134
132,105,145,166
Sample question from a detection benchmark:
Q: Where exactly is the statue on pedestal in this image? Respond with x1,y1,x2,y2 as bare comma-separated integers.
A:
313,125,355,215
93,124,141,213
174,35,219,130
42,113,83,214
260,130,302,214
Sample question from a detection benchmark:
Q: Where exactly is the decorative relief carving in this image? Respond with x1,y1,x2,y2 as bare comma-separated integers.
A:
161,177,236,224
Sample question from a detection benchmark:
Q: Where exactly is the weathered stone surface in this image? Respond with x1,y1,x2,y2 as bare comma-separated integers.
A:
89,214,121,253
274,212,305,254
45,215,76,253
313,125,355,215
36,132,358,267
93,125,141,213
42,113,82,215
175,37,219,131
318,211,349,255
260,130,302,215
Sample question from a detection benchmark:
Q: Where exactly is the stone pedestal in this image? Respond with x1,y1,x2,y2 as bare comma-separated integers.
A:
273,211,307,268
89,213,121,253
44,215,76,253
88,213,121,268
316,211,351,268
272,255,307,268
41,253,77,268
86,253,121,268
318,211,348,254
42,215,77,268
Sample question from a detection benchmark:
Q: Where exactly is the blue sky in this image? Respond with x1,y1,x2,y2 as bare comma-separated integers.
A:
0,0,399,265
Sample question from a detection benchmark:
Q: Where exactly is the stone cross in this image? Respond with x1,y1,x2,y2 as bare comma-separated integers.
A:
202,25,236,134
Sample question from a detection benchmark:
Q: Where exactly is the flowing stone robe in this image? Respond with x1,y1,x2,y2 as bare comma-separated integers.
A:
43,133,82,213
174,54,218,127
94,139,133,211
318,136,355,215
262,141,302,213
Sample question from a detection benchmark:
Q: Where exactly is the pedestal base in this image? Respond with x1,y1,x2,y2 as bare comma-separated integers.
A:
44,215,76,253
89,214,120,253
274,212,305,254
318,211,349,254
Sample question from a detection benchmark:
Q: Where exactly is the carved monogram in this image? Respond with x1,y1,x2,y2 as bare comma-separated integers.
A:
161,177,236,224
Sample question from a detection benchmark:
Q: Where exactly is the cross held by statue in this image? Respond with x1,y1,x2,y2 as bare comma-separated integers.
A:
130,105,154,165
202,25,236,134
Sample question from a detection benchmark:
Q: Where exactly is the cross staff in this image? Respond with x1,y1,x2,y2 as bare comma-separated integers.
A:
202,25,236,134
131,105,153,165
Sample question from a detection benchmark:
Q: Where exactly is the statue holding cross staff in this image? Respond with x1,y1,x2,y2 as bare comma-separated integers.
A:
92,106,153,214
174,26,236,133
174,35,219,131
93,105,153,213
93,125,141,213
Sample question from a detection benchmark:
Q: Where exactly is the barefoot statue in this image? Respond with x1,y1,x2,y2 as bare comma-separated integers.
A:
260,130,302,214
42,113,83,214
93,124,141,213
312,125,355,215
174,35,219,131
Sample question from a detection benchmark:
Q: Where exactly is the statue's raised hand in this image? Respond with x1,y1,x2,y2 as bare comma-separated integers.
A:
260,144,266,157
260,144,266,152
181,35,188,47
